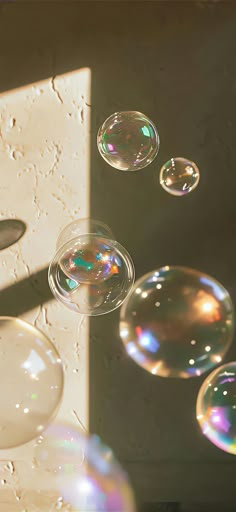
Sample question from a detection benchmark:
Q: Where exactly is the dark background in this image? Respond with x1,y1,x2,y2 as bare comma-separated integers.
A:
1,1,236,510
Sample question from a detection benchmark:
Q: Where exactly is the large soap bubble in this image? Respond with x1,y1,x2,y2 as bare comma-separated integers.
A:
197,362,236,455
0,317,63,448
97,111,159,171
19,425,136,511
119,266,233,378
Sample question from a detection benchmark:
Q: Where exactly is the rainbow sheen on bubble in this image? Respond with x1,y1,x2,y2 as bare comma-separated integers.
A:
97,111,159,171
34,423,84,474
61,240,119,284
0,317,64,448
28,426,136,511
197,362,236,455
119,266,233,378
49,234,135,316
159,157,200,196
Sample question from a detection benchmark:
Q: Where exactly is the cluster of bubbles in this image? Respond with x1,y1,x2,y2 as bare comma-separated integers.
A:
0,109,234,512
97,110,200,196
0,316,136,510
48,112,201,317
96,111,236,456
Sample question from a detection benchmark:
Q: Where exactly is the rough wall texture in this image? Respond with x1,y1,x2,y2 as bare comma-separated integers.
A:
0,70,91,509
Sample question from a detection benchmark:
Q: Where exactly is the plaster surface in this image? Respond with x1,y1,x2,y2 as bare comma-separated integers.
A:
0,69,91,509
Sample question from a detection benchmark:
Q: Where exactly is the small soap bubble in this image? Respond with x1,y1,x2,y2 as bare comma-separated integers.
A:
0,317,64,448
49,234,135,316
159,157,200,196
119,266,233,378
197,362,236,454
97,111,159,171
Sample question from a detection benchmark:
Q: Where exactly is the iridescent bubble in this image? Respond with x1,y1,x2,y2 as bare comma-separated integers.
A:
97,111,159,171
196,362,236,455
119,266,233,378
23,426,136,511
49,234,135,316
159,157,200,196
0,317,64,448
34,423,84,473
60,237,119,284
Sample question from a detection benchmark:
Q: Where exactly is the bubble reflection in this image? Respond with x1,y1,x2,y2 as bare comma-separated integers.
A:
97,111,159,171
197,362,236,454
49,234,135,316
0,317,64,448
29,426,136,511
159,157,200,196
119,267,233,378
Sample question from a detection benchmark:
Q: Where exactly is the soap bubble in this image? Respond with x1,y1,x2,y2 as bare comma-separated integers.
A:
0,317,64,449
197,362,236,455
57,218,114,250
34,423,84,473
159,157,200,196
97,111,159,171
22,426,136,511
119,266,233,378
49,234,135,316
60,237,119,284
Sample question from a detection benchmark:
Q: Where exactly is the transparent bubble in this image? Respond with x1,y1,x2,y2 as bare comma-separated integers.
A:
49,234,135,316
60,237,119,284
97,111,159,171
119,266,233,378
196,362,236,455
34,423,84,474
57,218,114,251
159,157,200,196
0,317,64,449
22,427,136,511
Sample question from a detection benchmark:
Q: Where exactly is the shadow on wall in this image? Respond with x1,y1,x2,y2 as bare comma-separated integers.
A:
0,219,26,251
0,219,51,317
0,267,53,317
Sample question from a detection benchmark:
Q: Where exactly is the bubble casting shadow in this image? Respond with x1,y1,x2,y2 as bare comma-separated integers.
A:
0,219,26,251
0,267,53,317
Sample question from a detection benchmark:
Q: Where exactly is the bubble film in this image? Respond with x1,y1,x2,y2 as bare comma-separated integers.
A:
119,266,233,378
49,234,135,316
197,362,236,455
57,218,114,251
0,317,63,448
34,423,84,473
60,238,119,284
159,157,200,196
25,426,136,511
97,111,159,171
